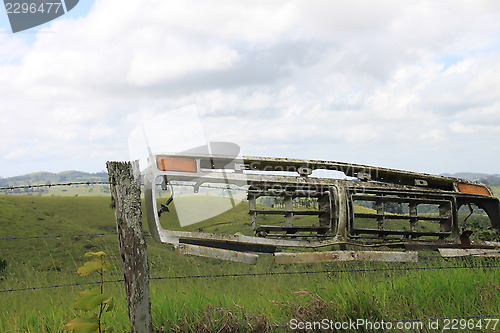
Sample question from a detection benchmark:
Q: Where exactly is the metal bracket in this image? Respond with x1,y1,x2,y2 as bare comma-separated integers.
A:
175,243,259,264
439,248,500,258
274,250,418,264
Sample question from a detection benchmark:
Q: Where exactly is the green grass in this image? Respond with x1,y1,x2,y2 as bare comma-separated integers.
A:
0,195,499,332
1,257,498,332
490,185,500,198
149,262,500,332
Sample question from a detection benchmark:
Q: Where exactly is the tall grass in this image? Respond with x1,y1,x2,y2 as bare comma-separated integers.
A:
1,195,499,332
148,259,499,331
3,255,497,332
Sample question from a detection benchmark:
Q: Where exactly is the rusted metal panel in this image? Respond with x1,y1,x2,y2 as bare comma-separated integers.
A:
144,152,500,254
168,229,332,248
155,228,500,251
163,154,481,191
274,250,418,264
439,248,500,258
473,240,500,248
175,243,259,265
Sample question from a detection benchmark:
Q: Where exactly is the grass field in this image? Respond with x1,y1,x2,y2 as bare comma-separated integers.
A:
490,185,500,197
0,195,499,332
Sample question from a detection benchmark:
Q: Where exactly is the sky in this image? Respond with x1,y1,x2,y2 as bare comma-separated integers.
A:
1,0,500,178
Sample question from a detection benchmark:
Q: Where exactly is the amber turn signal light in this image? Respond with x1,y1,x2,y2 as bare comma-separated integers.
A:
157,156,197,173
457,183,492,196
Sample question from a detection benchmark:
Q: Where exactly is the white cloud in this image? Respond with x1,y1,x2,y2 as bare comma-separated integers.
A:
2,0,500,176
450,122,475,134
127,42,240,86
0,33,29,64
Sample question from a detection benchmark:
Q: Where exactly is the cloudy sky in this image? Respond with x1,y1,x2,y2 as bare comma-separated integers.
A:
1,0,500,177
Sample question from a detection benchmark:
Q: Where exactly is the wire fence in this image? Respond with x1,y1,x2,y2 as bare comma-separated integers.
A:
1,262,499,294
1,181,499,330
0,181,111,191
0,181,245,192
0,232,118,240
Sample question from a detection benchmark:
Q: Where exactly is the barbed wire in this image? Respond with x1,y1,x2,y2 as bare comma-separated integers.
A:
0,232,118,240
0,279,124,293
0,232,155,240
2,263,498,294
149,263,500,281
0,181,244,190
0,181,111,191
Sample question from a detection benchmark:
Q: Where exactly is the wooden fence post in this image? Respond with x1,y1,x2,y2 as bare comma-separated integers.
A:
107,161,153,333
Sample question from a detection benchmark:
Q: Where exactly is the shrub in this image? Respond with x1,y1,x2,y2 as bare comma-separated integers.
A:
63,252,114,333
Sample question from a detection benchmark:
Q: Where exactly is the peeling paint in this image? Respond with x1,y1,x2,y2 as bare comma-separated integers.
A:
142,155,500,261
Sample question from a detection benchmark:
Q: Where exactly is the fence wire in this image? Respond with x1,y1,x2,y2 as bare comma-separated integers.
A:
0,280,124,293
0,232,118,240
0,181,244,192
0,181,110,191
1,263,499,294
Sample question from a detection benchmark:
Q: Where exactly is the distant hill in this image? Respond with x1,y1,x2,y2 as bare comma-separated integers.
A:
478,175,500,186
0,171,110,196
441,173,500,186
0,171,108,187
442,172,492,179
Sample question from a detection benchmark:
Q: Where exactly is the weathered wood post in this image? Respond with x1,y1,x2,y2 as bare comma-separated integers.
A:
107,161,153,333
